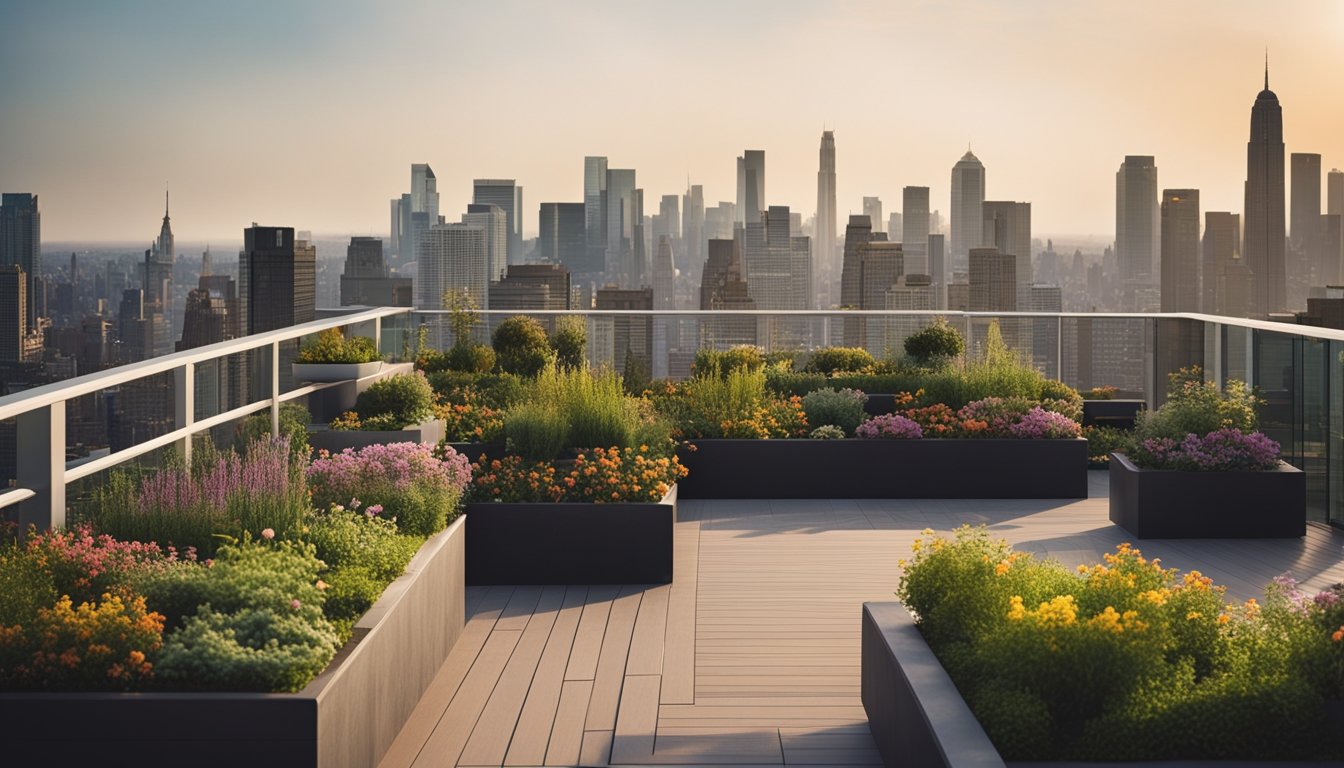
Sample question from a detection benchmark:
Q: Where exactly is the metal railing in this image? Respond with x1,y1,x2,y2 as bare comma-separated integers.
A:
5,307,1344,530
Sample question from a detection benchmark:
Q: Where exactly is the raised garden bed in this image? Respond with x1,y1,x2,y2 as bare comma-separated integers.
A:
293,360,383,384
0,517,467,768
1081,398,1145,429
1109,451,1306,538
676,439,1088,499
306,361,412,423
465,485,676,585
308,418,445,455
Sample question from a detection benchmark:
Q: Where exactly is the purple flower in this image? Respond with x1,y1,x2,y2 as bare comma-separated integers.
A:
1134,429,1280,471
856,414,923,440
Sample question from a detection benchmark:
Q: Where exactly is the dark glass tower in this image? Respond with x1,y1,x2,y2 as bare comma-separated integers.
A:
1244,62,1286,316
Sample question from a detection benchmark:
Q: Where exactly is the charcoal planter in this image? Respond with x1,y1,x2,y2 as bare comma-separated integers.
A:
1108,451,1305,538
465,485,676,585
0,517,466,768
676,439,1087,499
292,360,383,383
308,418,445,455
1081,398,1145,429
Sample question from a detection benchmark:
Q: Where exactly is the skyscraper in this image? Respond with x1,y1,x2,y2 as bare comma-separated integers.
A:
863,197,883,235
698,238,757,350
0,193,40,328
968,247,1016,312
1202,212,1241,314
463,204,508,283
737,150,765,225
902,187,931,276
1160,189,1201,312
1243,64,1286,316
538,202,589,273
1116,156,1160,296
143,191,175,358
682,183,705,278
950,151,985,273
743,206,810,311
0,265,26,363
340,237,411,307
815,131,837,306
928,233,946,307
1290,153,1322,302
605,169,637,285
416,224,488,348
982,201,1031,302
584,156,608,276
472,179,523,265
399,164,439,265
240,225,316,398
1329,169,1344,217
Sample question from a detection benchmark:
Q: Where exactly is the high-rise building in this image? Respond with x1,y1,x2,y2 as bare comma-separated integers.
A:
239,225,315,399
863,197,884,235
968,247,1016,311
178,274,242,413
928,233,946,307
1029,284,1063,378
0,265,26,363
982,201,1031,301
743,205,810,311
463,204,508,283
141,191,175,359
415,224,488,312
682,183,705,278
472,179,523,266
389,197,402,258
839,214,880,345
1,193,40,329
902,187,931,275
856,241,904,354
488,264,571,312
605,169,637,285
815,131,837,306
340,237,411,307
538,202,589,273
1244,64,1286,316
1329,169,1344,217
1290,153,1322,302
950,151,985,273
412,164,439,223
887,212,903,243
655,195,681,244
698,238,756,349
595,287,653,376
584,157,608,276
1160,189,1201,312
1116,156,1160,296
1202,212,1241,314
737,150,765,225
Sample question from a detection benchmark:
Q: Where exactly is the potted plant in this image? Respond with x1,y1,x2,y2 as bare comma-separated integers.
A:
1109,367,1305,538
293,328,382,383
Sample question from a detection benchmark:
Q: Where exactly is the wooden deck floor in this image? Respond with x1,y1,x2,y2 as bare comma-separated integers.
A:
381,472,1344,768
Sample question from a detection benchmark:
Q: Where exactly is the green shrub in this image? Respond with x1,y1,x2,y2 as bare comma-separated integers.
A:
295,328,379,364
1038,379,1084,422
1135,366,1259,441
492,316,555,377
354,372,435,427
0,548,58,627
302,505,420,579
155,605,341,692
801,388,868,435
692,346,765,378
322,565,385,623
551,316,587,370
1083,425,1135,465
803,347,876,375
504,400,570,462
651,367,807,439
809,425,846,440
904,318,965,364
444,344,496,374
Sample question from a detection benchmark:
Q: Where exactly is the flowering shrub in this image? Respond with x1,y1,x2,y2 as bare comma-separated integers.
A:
327,411,406,432
809,425,846,440
957,397,1081,439
855,413,923,440
434,398,503,442
352,371,436,428
19,526,175,605
1006,407,1082,439
898,526,1344,761
801,387,868,435
295,328,379,365
1082,385,1119,400
1130,428,1280,471
469,445,687,503
308,442,470,536
0,592,163,691
652,369,808,439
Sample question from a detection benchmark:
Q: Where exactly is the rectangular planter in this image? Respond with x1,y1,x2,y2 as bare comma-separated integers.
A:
676,439,1088,499
308,418,445,455
306,361,413,423
1081,399,1145,429
1108,451,1306,538
292,360,384,383
0,517,467,768
465,485,676,585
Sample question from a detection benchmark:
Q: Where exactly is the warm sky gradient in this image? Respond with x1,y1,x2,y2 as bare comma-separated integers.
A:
3,0,1343,245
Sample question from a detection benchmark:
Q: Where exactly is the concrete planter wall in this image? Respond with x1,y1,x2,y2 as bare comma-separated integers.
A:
308,418,445,455
464,485,676,585
292,360,384,383
0,517,467,768
1109,451,1306,538
1081,399,1145,429
676,439,1088,499
306,361,412,424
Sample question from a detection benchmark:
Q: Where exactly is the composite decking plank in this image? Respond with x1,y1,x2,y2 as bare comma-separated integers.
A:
545,679,594,766
504,586,590,767
409,628,522,768
584,586,644,731
566,585,622,681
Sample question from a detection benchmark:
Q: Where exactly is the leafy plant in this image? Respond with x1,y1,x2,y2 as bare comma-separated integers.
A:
551,316,587,370
1082,425,1135,466
1083,386,1119,400
801,388,868,435
353,372,435,428
1134,366,1260,443
442,344,496,374
492,315,555,377
295,328,379,365
904,318,965,365
235,403,311,461
809,425,846,440
803,347,876,375
155,605,340,693
692,346,765,379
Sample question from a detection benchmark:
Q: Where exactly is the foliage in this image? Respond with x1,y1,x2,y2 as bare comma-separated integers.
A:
301,503,420,580
1083,386,1119,400
444,287,482,348
469,445,687,503
551,316,587,370
427,371,529,411
442,344,497,374
692,346,765,379
803,347,876,375
650,367,808,439
503,366,667,462
622,350,651,395
155,605,340,693
504,399,571,462
235,402,311,462
897,527,1344,761
1134,367,1261,443
801,388,868,435
809,425,846,440
327,411,406,432
81,437,309,557
1082,425,1135,466
856,413,923,439
295,327,379,365
1037,379,1084,423
1131,429,1281,471
433,398,504,443
353,371,435,428
903,318,965,364
308,442,470,537
492,315,555,377
0,592,163,691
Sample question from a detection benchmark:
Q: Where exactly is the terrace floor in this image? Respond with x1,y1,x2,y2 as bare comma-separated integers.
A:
380,471,1344,768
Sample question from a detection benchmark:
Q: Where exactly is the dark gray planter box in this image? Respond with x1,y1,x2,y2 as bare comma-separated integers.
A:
0,517,466,768
306,361,412,423
1108,451,1306,538
308,418,445,455
1081,399,1145,429
444,441,506,463
676,439,1088,499
465,485,676,585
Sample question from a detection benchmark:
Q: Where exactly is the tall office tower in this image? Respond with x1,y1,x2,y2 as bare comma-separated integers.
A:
968,248,1016,311
488,264,571,314
538,202,589,273
885,274,936,352
594,287,653,375
704,202,736,240
1290,153,1322,304
1244,64,1286,316
463,204,508,283
416,224,488,311
863,197,884,234
412,164,439,223
887,212,903,242
902,187,931,275
698,238,757,350
1116,155,1160,299
742,206,810,311
142,191,175,358
1160,190,1201,312
1,193,40,328
584,157,608,274
652,236,677,378
1028,284,1064,378
982,201,1032,302
737,150,765,225
340,236,411,307
632,221,649,289
839,214,880,344
605,169,637,284
239,226,315,399
856,241,904,354
177,281,237,414
928,233,946,308
816,131,837,302
950,151,985,273
1320,213,1344,286
398,164,439,266
0,265,25,363
1329,169,1344,216
682,183,705,277
472,179,523,266
656,195,681,243
389,197,402,257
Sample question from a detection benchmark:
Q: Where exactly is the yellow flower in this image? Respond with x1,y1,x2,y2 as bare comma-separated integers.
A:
1186,611,1202,621
1007,595,1026,621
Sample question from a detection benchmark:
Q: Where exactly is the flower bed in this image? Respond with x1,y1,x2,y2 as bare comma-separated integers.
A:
862,527,1344,764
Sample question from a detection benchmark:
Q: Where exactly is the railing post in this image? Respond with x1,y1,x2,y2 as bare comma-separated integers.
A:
1055,315,1063,381
174,362,195,467
271,341,281,436
16,403,65,531
372,316,382,356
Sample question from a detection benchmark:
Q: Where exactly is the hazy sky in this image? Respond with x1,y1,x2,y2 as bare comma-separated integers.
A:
3,0,1343,245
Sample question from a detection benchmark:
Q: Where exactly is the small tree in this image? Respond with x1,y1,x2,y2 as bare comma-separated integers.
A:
621,349,650,395
492,315,555,377
552,316,587,370
443,288,481,348
903,317,965,365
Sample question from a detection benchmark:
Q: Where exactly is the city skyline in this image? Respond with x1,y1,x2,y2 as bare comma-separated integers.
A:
2,1,1343,242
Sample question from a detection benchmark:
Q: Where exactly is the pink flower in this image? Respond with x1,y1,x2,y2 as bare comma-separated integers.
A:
367,504,384,516
261,528,275,540
290,599,302,610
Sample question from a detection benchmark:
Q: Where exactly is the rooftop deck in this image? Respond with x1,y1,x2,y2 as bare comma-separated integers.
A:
380,472,1344,768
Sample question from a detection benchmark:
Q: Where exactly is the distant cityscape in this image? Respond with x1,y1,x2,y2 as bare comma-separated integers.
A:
2,62,1343,481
